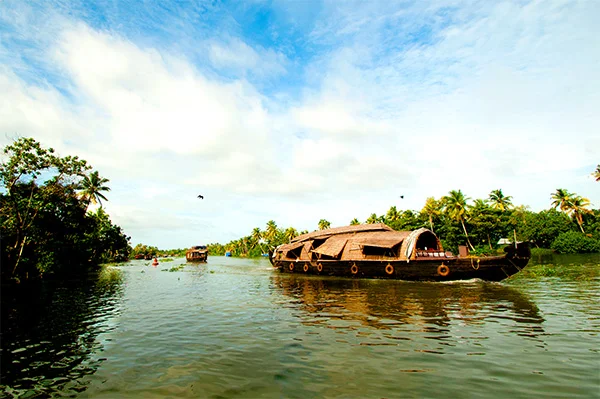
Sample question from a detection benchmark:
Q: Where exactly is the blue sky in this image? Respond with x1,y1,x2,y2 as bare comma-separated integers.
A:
1,0,598,249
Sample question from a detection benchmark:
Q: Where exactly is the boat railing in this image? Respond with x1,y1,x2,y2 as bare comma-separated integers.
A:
416,250,452,258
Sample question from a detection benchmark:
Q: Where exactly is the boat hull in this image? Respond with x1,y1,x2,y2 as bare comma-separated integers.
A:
186,252,208,262
271,246,530,282
271,224,531,282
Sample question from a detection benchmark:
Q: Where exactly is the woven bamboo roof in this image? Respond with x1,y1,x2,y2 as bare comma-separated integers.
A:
312,236,348,258
291,223,393,243
349,231,410,248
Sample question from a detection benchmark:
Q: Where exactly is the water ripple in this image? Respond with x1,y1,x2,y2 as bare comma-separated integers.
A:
2,257,599,398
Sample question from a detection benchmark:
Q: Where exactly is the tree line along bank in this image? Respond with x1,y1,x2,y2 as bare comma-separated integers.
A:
2,138,598,282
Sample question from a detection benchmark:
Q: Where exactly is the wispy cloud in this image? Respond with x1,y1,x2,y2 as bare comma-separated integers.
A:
1,0,598,247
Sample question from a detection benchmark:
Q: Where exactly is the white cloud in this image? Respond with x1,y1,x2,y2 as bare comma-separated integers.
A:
1,1,598,247
207,37,288,77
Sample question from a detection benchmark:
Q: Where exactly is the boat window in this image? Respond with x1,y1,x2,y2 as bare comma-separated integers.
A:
312,237,347,259
362,245,399,257
286,246,303,259
415,232,439,251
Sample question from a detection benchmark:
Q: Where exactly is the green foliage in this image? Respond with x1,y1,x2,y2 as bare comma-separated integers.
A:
518,209,574,248
318,219,331,230
469,245,499,257
141,188,600,259
79,170,110,209
131,243,160,257
516,260,599,280
1,138,130,281
530,248,555,256
551,231,600,254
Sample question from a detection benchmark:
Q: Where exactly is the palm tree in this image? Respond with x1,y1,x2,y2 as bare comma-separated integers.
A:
349,218,360,225
442,189,474,251
488,189,513,211
385,206,400,224
593,165,600,182
567,195,592,233
250,228,262,246
79,171,110,209
318,219,331,230
550,189,591,233
421,197,441,233
551,188,572,211
249,227,265,252
284,227,298,242
264,220,279,246
227,240,239,256
366,213,380,224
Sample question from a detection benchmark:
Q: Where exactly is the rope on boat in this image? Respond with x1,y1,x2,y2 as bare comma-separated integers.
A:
471,258,480,270
507,258,522,272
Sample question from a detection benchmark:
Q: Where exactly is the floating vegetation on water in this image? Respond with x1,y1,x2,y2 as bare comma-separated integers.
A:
515,263,599,281
103,261,129,267
163,264,185,272
530,248,556,256
97,266,124,284
160,258,174,262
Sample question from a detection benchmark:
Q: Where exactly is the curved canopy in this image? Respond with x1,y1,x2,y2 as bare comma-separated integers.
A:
277,224,442,262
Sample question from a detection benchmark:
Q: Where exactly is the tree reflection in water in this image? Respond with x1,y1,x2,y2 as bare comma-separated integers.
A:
1,267,124,398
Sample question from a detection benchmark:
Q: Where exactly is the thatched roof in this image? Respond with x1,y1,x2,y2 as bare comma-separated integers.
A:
291,223,393,243
350,231,410,248
277,224,443,262
312,236,348,258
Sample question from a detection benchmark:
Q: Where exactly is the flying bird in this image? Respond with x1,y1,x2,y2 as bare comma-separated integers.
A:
399,195,404,199
197,195,204,199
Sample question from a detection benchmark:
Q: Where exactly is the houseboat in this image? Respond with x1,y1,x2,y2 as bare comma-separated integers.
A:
186,245,208,262
269,224,530,282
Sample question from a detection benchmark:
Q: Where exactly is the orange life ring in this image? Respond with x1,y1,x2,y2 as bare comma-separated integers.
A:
350,264,358,274
303,263,309,272
437,264,450,277
289,263,294,271
385,264,394,275
317,263,323,272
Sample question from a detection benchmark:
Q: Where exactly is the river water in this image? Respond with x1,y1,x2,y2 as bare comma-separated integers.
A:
1,254,599,398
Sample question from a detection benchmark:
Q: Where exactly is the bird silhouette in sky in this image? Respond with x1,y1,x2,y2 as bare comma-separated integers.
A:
399,195,404,199
197,195,204,199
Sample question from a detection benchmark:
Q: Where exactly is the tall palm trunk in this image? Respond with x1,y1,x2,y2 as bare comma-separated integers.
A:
576,216,585,233
460,219,475,251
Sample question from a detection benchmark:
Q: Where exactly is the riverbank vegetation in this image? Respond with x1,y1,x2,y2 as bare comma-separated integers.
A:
0,138,131,282
208,186,599,258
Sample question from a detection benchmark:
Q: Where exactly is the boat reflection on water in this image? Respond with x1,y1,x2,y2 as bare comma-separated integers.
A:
271,275,545,342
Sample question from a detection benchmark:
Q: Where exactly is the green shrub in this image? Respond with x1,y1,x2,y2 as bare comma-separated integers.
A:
530,248,555,256
551,231,600,254
470,245,497,256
